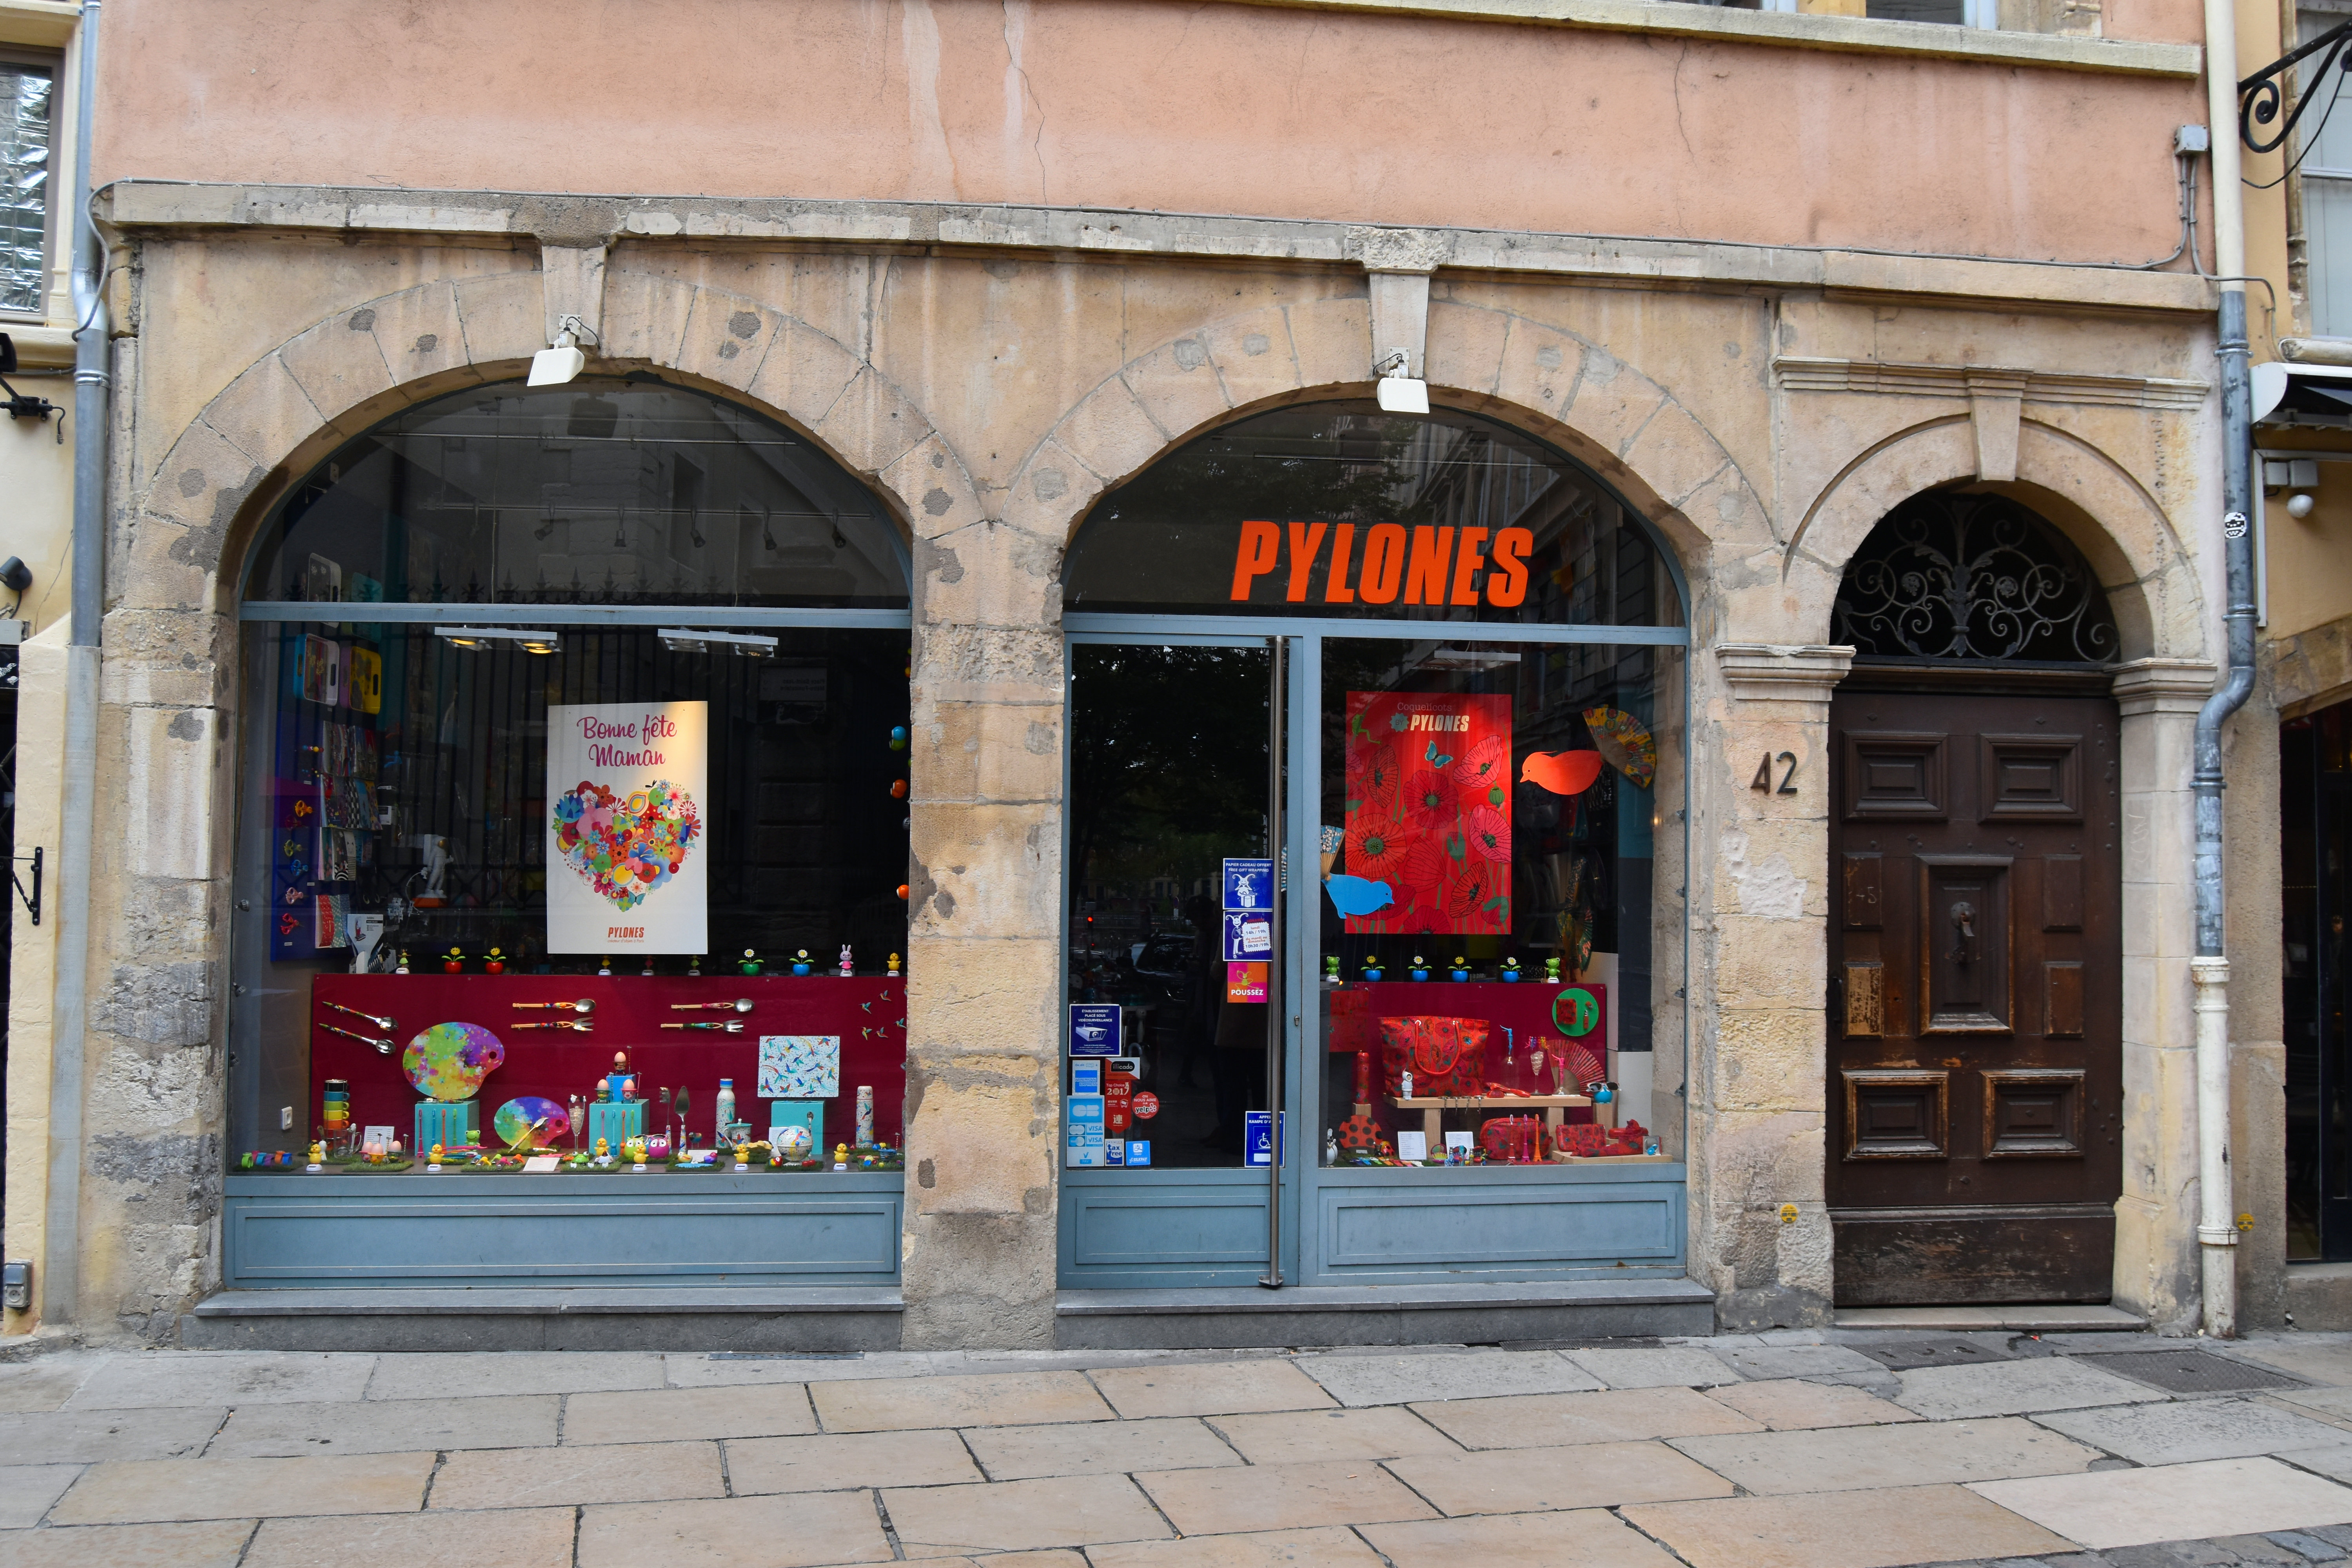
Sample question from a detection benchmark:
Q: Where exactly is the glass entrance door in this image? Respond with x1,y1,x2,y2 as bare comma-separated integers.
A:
1059,638,1303,1286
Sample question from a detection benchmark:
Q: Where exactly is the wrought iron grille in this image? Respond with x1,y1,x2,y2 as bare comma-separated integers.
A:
1831,492,2119,662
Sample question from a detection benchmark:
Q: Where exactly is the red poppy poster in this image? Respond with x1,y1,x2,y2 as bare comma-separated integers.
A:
1342,691,1512,935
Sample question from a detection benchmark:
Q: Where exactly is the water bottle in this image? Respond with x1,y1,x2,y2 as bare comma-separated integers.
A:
715,1078,736,1139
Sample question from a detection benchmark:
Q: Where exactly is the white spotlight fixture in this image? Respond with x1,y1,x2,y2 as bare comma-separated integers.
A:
528,312,596,387
436,626,562,654
658,627,779,658
1373,347,1429,415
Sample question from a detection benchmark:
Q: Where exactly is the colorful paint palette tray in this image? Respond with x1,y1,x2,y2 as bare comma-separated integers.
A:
493,1095,570,1151
401,1022,505,1102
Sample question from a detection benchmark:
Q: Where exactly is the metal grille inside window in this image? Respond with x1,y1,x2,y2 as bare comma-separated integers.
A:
1831,491,2120,662
1,64,52,316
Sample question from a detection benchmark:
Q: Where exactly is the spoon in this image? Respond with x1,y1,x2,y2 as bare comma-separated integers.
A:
321,999,395,1030
659,1020,744,1033
669,999,754,1013
317,1020,393,1055
513,999,595,1014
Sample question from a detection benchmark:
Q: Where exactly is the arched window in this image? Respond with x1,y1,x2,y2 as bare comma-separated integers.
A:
228,379,913,1191
1831,491,2118,664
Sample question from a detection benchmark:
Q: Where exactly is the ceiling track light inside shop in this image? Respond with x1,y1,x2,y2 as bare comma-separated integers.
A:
659,628,779,658
436,626,561,655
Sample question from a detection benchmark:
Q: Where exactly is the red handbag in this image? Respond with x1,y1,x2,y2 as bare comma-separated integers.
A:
1378,1016,1489,1099
1479,1114,1545,1163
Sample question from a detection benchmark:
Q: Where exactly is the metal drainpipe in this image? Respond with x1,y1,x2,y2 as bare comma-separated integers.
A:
2194,0,2254,1339
43,0,103,1326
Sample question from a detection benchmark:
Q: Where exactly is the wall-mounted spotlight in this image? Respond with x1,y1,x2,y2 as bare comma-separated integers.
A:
1373,347,1429,415
2263,457,2322,520
659,628,779,658
528,313,599,388
436,626,562,654
0,558,32,594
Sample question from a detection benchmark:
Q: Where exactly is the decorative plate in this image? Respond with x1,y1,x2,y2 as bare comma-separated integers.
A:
400,1022,505,1102
493,1095,569,1151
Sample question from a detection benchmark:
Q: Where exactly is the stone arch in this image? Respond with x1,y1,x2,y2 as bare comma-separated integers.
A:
1781,414,2206,663
1000,295,1768,629
120,268,985,625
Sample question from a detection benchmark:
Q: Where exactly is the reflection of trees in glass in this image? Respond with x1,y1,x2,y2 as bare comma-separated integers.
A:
1069,647,1268,919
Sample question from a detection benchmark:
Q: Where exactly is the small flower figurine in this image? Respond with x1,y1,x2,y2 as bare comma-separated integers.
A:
1361,955,1385,982
483,946,506,976
441,946,466,975
1502,955,1522,982
1450,956,1470,981
739,948,763,976
1409,954,1431,982
791,948,814,976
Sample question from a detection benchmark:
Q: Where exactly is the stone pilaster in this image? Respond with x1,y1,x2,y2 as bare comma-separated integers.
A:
2109,657,2218,1333
1692,643,1853,1331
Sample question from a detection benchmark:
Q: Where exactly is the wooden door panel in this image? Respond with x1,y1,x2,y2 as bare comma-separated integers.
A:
1828,682,2120,1305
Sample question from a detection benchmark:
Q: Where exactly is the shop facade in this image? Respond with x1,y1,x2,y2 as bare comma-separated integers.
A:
3,0,2287,1350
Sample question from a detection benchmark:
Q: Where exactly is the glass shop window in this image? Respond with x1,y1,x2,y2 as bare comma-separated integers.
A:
0,54,57,318
1064,401,1682,629
1316,639,1686,1168
231,380,914,1177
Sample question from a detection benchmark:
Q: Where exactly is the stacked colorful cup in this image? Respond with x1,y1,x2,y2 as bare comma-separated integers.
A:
321,1078,351,1137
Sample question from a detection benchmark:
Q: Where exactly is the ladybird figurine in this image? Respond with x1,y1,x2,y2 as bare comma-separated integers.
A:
739,948,763,976
483,946,507,976
441,946,466,975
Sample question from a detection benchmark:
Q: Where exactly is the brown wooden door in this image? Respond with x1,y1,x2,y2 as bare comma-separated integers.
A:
1826,669,2122,1305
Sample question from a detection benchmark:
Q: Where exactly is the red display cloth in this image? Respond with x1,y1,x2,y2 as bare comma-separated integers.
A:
309,973,907,1152
1328,980,1606,1130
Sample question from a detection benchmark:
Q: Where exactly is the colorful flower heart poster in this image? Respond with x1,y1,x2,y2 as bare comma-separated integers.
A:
545,702,709,953
1342,691,1512,935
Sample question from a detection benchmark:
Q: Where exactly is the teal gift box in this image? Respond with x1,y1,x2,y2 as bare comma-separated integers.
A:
769,1100,823,1154
413,1100,477,1153
588,1099,645,1151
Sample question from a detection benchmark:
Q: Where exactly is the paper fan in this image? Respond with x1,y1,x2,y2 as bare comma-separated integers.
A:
1582,707,1657,790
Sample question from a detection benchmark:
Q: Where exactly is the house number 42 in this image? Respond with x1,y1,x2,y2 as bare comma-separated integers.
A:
1751,752,1798,795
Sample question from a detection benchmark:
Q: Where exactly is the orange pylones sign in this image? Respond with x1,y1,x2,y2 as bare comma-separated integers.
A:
1228,521,1534,607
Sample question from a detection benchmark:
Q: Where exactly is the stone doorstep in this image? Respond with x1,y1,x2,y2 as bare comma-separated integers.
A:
1056,1279,1719,1316
1833,1306,2149,1333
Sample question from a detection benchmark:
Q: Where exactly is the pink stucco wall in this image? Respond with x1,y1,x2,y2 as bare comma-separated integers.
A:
98,0,2202,263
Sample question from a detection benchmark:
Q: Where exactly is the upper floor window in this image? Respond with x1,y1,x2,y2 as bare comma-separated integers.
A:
0,53,56,318
2301,9,2352,336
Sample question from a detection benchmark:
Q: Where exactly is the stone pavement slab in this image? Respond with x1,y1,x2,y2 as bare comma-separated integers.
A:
2035,1399,2352,1465
2270,1445,2352,1484
1136,1457,1438,1536
0,1518,256,1567
1086,1526,1387,1568
1704,1378,1923,1430
2273,1387,2352,1422
1712,1344,1884,1381
1091,1361,1335,1419
1625,1481,2077,1568
1296,1350,1601,1406
1895,1358,2171,1419
0,1468,78,1530
813,1370,1112,1432
1363,1506,1688,1568
1564,1347,1742,1388
1206,1407,1460,1465
727,1428,983,1494
365,1352,666,1402
1387,1437,1736,1514
67,1352,374,1410
242,1505,577,1568
564,1384,816,1443
1411,1385,1764,1450
0,1407,226,1465
49,1451,434,1524
882,1474,1173,1552
428,1438,722,1510
204,1394,559,1457
1972,1456,2352,1549
1672,1416,2104,1494
2236,1343,2352,1389
578,1489,892,1568
965,1416,1244,1480
0,1361,97,1416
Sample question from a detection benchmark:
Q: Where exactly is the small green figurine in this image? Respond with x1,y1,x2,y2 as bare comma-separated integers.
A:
739,948,763,976
1323,955,1341,983
1544,955,1563,983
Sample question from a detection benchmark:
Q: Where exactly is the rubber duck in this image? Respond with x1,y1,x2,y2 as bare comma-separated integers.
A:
887,952,902,977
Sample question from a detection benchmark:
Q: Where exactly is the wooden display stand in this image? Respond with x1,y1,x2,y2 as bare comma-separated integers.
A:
1388,1092,1594,1149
